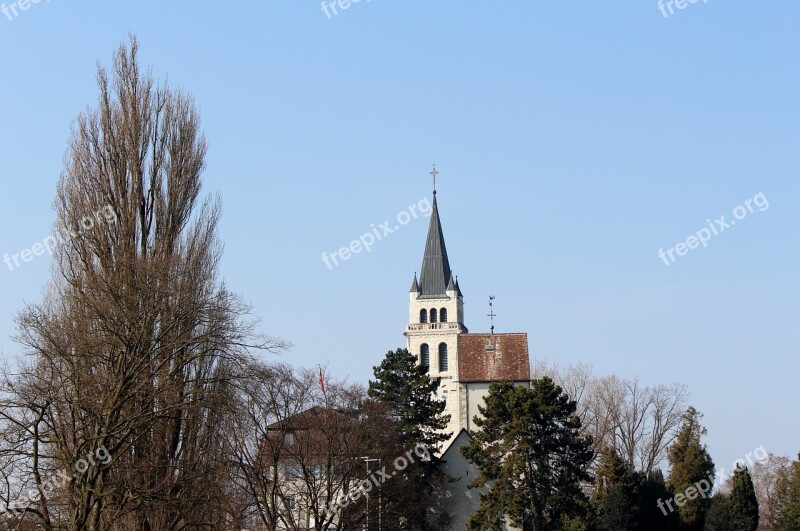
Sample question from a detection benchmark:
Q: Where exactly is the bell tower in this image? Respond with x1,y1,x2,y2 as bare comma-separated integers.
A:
405,167,467,437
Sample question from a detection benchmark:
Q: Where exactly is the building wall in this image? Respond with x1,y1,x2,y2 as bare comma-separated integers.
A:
406,289,468,437
459,380,532,433
432,430,522,531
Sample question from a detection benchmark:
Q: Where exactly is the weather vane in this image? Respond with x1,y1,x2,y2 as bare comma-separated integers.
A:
488,295,496,335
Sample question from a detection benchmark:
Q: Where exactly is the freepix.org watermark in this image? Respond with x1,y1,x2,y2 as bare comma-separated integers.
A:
321,197,431,270
1,0,51,22
320,0,371,19
656,445,768,516
323,444,430,517
3,205,117,273
658,192,769,266
657,0,709,19
0,445,112,517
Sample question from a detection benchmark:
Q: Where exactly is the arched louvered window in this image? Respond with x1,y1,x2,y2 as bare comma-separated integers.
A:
430,308,438,323
440,308,448,323
420,309,428,323
420,344,430,370
438,343,448,372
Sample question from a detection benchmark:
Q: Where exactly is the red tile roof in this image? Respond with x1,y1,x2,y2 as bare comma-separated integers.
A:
457,333,530,383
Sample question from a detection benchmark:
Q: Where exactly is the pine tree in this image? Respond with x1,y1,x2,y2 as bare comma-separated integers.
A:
367,348,451,529
666,407,715,531
368,348,450,450
727,465,759,531
638,469,681,531
592,447,639,531
773,455,800,531
461,378,595,531
703,494,731,531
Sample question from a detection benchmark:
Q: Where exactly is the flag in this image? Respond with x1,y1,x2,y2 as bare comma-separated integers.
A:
318,366,325,393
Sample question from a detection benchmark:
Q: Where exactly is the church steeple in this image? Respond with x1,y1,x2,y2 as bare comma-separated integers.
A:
418,195,452,297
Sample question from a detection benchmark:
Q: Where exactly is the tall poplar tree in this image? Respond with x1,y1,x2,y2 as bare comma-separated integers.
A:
0,36,281,530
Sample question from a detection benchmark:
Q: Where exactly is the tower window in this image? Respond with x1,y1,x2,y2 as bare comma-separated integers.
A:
420,344,430,370
440,308,448,323
430,308,438,323
438,343,448,372
420,309,428,323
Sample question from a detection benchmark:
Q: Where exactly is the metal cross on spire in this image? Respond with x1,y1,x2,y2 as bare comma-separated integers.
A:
430,164,439,195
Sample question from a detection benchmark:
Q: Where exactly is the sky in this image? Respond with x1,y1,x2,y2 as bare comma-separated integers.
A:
0,1,798,476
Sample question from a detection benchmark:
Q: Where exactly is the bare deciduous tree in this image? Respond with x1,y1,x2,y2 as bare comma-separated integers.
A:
533,360,688,473
0,35,284,530
751,453,791,530
226,363,399,530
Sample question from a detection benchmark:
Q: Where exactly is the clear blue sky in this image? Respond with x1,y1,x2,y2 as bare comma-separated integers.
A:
1,2,798,474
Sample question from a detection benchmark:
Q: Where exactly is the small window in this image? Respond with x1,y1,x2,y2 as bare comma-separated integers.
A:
420,344,430,369
430,308,438,323
420,309,428,323
440,308,448,323
284,432,295,445
438,343,448,372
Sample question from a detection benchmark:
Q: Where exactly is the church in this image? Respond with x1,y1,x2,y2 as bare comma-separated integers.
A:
405,168,531,529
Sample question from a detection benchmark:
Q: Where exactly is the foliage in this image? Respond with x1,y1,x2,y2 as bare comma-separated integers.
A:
461,378,594,531
666,407,715,531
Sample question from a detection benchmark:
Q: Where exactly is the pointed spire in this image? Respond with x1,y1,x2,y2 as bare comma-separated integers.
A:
446,272,456,291
418,195,452,296
455,276,463,298
410,272,420,293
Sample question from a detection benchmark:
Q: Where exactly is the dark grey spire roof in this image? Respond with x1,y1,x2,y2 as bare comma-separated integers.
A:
446,273,456,291
418,196,452,297
410,272,420,293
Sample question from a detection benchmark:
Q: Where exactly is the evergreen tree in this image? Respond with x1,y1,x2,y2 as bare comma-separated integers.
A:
367,348,451,528
667,407,715,531
592,447,639,531
368,348,450,450
638,469,681,531
461,378,595,531
703,494,731,531
773,455,800,531
727,465,759,531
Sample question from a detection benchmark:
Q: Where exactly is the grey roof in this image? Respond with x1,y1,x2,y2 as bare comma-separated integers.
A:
418,196,452,297
410,272,420,293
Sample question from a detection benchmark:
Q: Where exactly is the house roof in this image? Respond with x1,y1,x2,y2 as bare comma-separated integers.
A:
457,333,531,383
267,406,354,431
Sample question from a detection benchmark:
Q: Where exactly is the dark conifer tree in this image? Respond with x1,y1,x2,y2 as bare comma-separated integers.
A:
461,378,594,531
368,348,450,529
667,407,715,531
638,469,681,531
592,447,639,531
727,465,759,531
773,456,800,530
703,494,731,531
